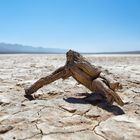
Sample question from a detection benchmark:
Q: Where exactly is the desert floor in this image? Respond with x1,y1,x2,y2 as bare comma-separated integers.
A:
0,54,140,140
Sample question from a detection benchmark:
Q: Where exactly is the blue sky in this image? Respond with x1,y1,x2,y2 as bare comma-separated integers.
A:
0,0,140,52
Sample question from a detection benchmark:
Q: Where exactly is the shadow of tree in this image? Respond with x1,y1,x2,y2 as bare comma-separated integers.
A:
64,92,125,115
24,94,34,101
24,91,125,115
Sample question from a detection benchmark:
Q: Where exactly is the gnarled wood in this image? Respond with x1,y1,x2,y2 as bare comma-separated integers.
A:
25,50,124,106
25,68,69,95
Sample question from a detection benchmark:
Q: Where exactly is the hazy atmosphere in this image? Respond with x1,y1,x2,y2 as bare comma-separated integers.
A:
0,0,140,52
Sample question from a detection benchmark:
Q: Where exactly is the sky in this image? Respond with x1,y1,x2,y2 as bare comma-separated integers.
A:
0,0,140,52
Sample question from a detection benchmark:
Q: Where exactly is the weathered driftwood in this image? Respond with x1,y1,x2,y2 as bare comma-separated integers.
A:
25,50,124,106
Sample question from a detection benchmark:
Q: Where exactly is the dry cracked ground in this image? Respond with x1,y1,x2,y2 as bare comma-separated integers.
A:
0,54,140,140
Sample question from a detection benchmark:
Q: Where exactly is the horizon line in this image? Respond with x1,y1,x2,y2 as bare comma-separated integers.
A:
0,42,140,54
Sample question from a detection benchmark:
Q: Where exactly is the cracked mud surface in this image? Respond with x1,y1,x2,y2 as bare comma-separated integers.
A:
0,54,140,140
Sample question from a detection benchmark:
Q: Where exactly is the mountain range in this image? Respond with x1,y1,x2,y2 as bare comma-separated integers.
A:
0,43,67,53
0,42,140,54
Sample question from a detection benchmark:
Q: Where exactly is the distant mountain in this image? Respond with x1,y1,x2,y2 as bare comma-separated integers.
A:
0,42,140,54
0,43,67,53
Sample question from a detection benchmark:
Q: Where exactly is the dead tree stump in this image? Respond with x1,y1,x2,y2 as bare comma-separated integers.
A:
25,50,124,106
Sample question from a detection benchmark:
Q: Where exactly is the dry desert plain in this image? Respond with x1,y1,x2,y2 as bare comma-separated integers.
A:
0,54,140,140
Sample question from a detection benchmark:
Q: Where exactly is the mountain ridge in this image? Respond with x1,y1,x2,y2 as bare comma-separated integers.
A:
0,42,140,54
0,42,67,53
